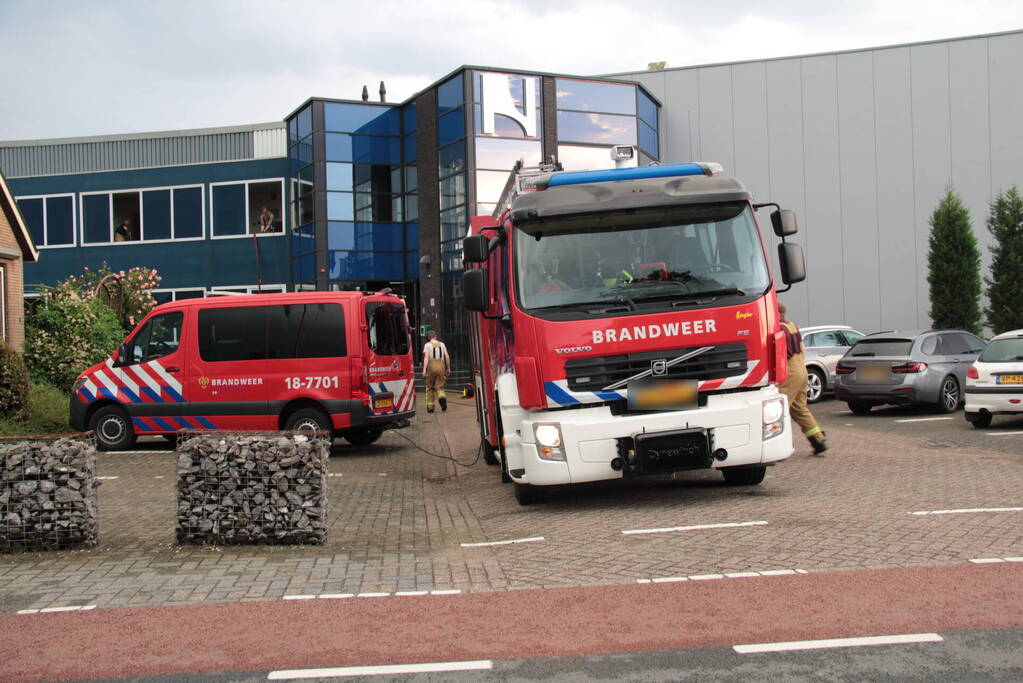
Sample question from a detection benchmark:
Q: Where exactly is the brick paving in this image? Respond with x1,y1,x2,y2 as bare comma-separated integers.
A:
1,396,1021,614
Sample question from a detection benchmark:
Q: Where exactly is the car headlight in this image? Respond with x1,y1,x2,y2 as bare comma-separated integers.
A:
533,423,566,461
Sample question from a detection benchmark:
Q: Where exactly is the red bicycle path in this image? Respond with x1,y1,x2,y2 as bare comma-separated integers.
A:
3,562,1021,681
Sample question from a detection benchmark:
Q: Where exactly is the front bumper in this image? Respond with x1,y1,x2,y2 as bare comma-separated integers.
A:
509,387,792,486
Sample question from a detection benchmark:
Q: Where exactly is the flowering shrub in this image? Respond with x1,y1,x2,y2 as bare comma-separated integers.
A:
58,264,161,329
0,340,31,422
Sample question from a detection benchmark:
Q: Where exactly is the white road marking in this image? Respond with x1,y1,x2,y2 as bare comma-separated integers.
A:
18,605,95,614
96,476,119,480
282,590,461,601
985,430,1023,436
911,507,1023,515
328,473,343,477
282,595,317,600
969,557,1023,564
638,568,808,584
394,591,429,596
461,536,544,547
734,633,943,654
154,476,165,479
623,520,768,535
355,592,389,598
429,589,462,595
318,594,354,599
689,574,725,580
895,417,954,423
268,659,493,680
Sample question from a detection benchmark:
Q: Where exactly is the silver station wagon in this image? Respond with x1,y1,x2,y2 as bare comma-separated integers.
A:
801,325,864,403
834,330,985,415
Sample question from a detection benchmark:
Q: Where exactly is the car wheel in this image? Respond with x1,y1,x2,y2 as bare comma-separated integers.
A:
806,368,825,404
90,405,136,451
965,411,992,428
847,401,873,416
284,407,333,434
936,376,961,414
721,465,767,486
514,483,546,505
342,426,384,446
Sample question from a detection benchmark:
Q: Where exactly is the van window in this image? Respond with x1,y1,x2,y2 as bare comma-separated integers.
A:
268,303,346,358
128,311,183,363
366,302,410,356
198,306,268,362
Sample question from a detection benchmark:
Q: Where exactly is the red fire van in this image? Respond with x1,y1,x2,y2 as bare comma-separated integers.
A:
69,291,416,450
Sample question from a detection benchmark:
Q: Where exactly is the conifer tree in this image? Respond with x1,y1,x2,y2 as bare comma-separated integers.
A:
927,188,982,334
984,186,1023,334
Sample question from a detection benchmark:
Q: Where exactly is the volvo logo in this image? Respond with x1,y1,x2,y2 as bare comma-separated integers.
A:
554,345,592,355
651,359,668,376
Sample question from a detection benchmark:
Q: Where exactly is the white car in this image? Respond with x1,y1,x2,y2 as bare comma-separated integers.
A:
964,328,1023,428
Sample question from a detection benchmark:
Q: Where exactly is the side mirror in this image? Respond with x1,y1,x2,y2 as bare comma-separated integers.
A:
778,242,806,285
464,268,490,312
771,209,798,237
114,343,129,366
462,234,491,263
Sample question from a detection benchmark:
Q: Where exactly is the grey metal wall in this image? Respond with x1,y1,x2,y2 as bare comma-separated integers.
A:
0,123,286,179
614,31,1023,335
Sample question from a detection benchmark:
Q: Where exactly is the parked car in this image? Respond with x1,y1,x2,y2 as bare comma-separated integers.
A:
801,325,864,403
964,328,1023,428
834,330,985,415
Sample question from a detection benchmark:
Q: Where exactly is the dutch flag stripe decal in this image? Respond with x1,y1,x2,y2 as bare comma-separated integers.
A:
141,387,164,403
150,417,176,432
544,382,580,406
194,416,217,430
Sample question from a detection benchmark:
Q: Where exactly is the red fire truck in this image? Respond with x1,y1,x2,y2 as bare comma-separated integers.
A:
463,160,806,504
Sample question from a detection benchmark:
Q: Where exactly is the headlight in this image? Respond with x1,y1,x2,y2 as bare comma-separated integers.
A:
762,398,785,425
534,424,562,447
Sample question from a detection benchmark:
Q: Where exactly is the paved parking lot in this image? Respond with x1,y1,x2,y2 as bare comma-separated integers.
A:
1,396,1021,614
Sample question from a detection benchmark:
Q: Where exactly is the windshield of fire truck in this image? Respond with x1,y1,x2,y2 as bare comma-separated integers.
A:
514,201,770,313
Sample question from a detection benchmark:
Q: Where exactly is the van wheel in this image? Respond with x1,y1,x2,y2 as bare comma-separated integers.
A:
91,406,136,451
514,483,546,505
721,465,766,486
285,408,332,434
343,426,384,446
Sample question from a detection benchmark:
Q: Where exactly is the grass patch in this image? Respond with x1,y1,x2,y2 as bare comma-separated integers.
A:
0,381,72,436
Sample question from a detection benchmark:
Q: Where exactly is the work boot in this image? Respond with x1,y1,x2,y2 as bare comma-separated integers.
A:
812,439,828,456
427,406,434,413
439,396,447,412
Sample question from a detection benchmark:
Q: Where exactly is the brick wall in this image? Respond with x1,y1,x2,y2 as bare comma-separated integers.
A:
0,207,26,352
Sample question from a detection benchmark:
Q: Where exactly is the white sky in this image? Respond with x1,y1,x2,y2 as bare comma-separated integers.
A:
1,0,1021,140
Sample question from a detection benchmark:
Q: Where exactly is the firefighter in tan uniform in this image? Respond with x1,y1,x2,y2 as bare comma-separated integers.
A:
421,330,451,413
777,302,829,455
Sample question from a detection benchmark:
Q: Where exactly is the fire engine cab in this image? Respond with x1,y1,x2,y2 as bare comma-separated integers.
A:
463,159,807,504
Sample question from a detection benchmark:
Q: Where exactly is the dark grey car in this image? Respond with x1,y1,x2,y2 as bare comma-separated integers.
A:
834,330,985,415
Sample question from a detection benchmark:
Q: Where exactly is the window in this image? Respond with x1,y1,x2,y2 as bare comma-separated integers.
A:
14,195,75,247
267,304,346,359
556,145,618,172
366,302,410,356
556,111,637,145
851,339,914,356
198,306,267,362
79,186,204,244
556,79,636,115
211,179,284,237
840,331,864,346
807,331,843,347
938,333,971,355
958,333,986,354
979,337,1023,363
126,312,183,364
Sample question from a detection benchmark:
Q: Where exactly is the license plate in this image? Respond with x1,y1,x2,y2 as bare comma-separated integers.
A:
633,428,711,474
627,378,698,411
996,374,1023,384
859,365,890,382
374,396,393,412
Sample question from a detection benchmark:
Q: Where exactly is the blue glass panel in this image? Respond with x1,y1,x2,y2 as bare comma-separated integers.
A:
404,166,417,192
327,192,354,221
16,198,44,246
440,173,466,211
173,187,203,238
555,79,636,114
288,116,298,146
212,184,246,236
142,189,171,240
402,103,416,133
403,133,416,162
440,205,467,242
475,137,542,172
292,253,315,283
406,221,419,249
638,89,658,128
82,194,110,244
330,250,404,280
406,250,419,279
44,196,74,245
639,121,659,160
405,194,418,221
324,103,400,135
438,140,466,178
436,73,464,115
327,134,400,164
296,105,312,139
437,107,465,147
326,163,354,192
556,111,636,145
294,137,313,166
328,221,404,251
291,222,316,256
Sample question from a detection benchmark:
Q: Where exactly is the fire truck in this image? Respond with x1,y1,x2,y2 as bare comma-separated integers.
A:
462,156,806,505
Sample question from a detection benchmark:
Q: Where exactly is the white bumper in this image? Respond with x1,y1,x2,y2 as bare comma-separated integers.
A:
965,387,1023,415
503,383,793,486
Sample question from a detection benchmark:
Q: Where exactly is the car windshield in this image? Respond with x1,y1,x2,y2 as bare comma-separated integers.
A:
514,201,770,312
848,339,913,357
979,337,1023,363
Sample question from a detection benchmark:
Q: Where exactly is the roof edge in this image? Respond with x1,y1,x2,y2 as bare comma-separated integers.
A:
0,170,39,262
0,121,285,148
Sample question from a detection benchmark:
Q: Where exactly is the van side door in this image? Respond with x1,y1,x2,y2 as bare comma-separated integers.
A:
111,310,186,434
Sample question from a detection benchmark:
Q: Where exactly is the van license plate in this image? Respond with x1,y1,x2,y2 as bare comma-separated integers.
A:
374,396,393,412
997,374,1023,384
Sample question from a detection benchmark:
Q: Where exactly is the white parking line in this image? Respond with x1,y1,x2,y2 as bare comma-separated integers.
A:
96,476,119,480
911,507,1023,515
986,431,1023,436
18,605,96,614
969,557,1023,564
733,633,943,654
895,417,954,423
623,520,767,535
268,659,493,680
461,536,544,547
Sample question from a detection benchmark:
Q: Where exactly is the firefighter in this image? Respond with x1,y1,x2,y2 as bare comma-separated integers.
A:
421,330,451,413
777,302,829,455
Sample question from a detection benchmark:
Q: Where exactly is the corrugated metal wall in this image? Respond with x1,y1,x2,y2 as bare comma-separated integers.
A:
617,31,1023,335
0,125,287,178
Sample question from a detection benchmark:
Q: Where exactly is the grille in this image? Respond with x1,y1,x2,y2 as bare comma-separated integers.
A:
565,343,748,391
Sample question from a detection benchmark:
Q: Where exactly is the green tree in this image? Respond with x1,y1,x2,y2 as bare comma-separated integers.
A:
927,188,982,334
0,340,31,422
984,187,1023,334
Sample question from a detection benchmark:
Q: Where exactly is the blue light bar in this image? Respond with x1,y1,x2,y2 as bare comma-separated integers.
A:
546,162,722,187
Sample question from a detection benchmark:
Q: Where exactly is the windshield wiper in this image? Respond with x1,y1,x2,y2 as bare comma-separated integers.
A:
530,297,637,313
668,287,747,304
